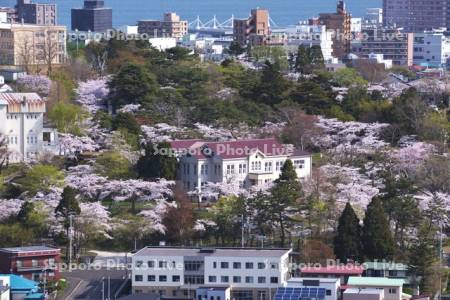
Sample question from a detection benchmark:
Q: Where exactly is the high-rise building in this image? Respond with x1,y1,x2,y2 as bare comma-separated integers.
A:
15,0,57,26
319,1,352,59
233,8,270,46
383,0,446,32
351,28,414,66
71,0,112,32
137,12,188,39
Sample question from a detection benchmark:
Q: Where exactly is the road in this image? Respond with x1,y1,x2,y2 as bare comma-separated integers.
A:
61,269,128,300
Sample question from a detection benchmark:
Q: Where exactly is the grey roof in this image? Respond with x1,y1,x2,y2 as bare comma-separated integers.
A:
134,247,291,258
0,246,59,253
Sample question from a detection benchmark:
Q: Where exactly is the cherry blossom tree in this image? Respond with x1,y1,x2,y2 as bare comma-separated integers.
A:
75,79,109,113
59,134,101,155
390,142,436,176
0,199,24,222
17,75,52,96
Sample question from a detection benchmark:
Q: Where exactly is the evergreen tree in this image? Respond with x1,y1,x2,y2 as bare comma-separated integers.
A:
108,63,158,108
137,142,178,180
256,60,291,106
408,221,440,296
55,186,81,263
270,160,303,247
309,45,325,69
361,198,396,260
295,45,311,74
55,187,81,219
333,202,362,263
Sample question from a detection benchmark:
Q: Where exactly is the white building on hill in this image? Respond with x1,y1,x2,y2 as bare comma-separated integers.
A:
0,93,57,162
169,138,312,193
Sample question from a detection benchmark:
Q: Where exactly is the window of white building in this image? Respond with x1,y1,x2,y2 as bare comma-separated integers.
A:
238,163,247,174
293,159,305,169
276,161,283,171
265,162,272,172
226,165,235,175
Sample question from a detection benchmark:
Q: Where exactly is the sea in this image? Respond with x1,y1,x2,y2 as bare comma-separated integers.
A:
0,0,380,28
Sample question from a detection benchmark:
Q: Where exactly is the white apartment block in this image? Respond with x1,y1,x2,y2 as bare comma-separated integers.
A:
169,139,312,193
414,29,450,68
284,24,335,62
0,93,57,162
131,247,293,300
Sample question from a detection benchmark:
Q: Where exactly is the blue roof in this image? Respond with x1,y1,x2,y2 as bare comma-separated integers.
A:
0,274,39,291
24,292,45,299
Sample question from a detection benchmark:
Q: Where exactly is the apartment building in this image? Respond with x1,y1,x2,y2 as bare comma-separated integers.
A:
131,247,293,300
318,1,352,59
0,246,61,282
169,138,312,193
0,93,58,162
0,7,16,24
138,13,188,39
351,28,414,66
0,23,67,67
414,29,450,68
71,0,113,32
383,0,447,32
15,0,57,26
233,8,270,46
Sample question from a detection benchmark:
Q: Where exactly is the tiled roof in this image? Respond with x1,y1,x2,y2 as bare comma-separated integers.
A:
170,138,310,160
0,93,44,105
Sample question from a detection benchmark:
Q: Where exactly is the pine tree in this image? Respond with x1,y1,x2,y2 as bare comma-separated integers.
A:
333,202,362,263
361,198,396,260
137,142,178,180
270,160,303,247
55,186,81,219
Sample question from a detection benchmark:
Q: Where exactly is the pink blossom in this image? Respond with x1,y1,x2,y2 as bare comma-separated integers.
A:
17,75,52,95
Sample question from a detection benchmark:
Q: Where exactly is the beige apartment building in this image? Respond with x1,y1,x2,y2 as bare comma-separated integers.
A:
233,8,270,46
0,23,66,68
138,12,188,39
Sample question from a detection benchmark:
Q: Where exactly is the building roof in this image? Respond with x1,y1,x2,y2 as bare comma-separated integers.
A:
0,274,39,291
301,265,365,275
118,294,160,300
344,288,384,295
287,277,340,284
134,247,292,258
169,138,310,160
348,276,404,287
0,93,44,105
0,245,59,253
363,261,408,271
198,286,230,291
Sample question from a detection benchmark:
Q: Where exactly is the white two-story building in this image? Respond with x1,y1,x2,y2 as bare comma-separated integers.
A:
170,138,312,193
132,247,293,300
0,93,57,162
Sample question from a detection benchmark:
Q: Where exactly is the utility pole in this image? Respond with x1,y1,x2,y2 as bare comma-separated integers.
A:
69,214,73,270
241,214,245,248
102,277,105,300
108,276,111,300
439,222,443,300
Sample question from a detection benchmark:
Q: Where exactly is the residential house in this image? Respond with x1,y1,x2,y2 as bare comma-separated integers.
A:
363,262,410,285
0,274,44,300
344,288,384,300
347,277,404,300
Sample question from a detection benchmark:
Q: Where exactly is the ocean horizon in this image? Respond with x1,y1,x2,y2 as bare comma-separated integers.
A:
0,0,381,28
